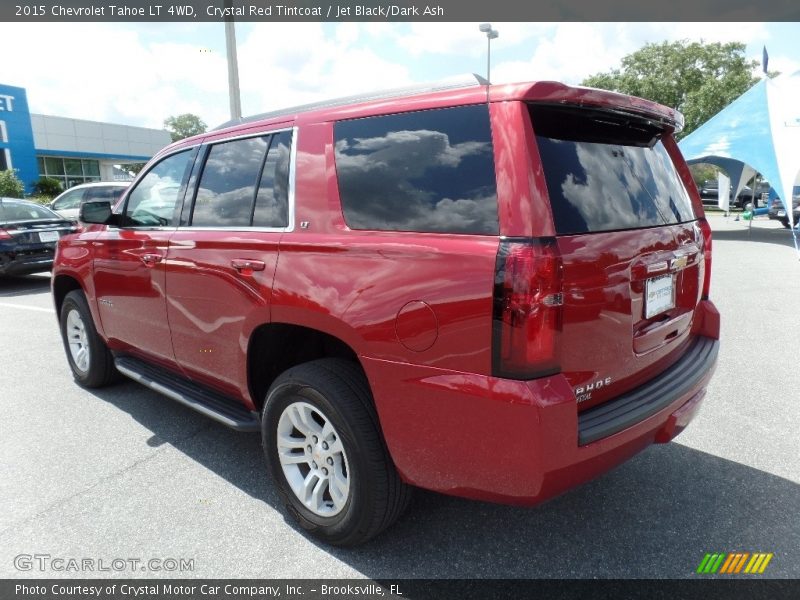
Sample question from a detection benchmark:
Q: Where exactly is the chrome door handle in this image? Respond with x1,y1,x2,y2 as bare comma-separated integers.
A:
231,259,266,272
141,253,163,266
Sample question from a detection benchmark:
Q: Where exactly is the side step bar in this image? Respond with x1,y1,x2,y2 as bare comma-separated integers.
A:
115,356,260,432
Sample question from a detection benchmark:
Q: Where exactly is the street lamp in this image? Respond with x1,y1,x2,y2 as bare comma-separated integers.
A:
478,23,499,84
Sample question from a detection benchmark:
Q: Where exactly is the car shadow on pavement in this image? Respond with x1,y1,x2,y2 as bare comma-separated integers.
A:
87,380,799,579
0,274,51,297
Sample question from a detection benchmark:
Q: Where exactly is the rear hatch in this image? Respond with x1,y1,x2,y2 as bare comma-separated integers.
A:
529,103,706,411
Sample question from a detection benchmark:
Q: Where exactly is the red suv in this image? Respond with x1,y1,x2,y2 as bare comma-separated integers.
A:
52,77,720,545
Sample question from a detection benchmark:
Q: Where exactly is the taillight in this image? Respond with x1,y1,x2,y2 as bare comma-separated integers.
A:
0,228,12,240
492,237,563,379
697,218,713,299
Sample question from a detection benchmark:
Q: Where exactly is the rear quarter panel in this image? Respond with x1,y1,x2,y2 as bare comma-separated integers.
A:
271,121,499,373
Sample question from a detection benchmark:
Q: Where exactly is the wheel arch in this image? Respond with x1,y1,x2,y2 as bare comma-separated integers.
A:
52,274,85,318
247,322,365,412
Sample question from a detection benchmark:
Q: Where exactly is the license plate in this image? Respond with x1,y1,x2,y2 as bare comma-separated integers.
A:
38,230,60,243
777,210,786,217
645,274,675,319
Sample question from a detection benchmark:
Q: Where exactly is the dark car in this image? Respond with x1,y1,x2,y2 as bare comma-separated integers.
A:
1,198,77,276
768,188,800,228
698,179,769,208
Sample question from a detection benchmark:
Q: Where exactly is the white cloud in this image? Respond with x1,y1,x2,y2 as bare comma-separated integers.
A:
0,21,795,136
235,23,412,120
0,23,229,129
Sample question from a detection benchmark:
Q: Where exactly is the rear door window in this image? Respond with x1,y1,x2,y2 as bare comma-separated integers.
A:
334,104,498,235
187,131,292,229
192,136,270,227
530,104,695,235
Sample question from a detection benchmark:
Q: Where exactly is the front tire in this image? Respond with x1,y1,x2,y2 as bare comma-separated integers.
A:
262,359,411,546
59,290,117,388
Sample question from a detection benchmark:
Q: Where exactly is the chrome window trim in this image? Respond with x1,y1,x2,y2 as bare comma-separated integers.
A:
203,125,293,145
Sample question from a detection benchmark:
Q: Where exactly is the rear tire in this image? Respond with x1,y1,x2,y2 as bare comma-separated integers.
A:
262,359,411,546
59,290,118,388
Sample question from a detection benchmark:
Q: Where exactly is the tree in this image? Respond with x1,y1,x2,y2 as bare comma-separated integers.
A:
0,169,25,198
117,163,146,177
164,113,207,142
581,40,761,138
32,176,63,199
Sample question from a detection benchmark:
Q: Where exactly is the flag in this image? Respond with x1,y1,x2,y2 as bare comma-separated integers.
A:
762,46,769,74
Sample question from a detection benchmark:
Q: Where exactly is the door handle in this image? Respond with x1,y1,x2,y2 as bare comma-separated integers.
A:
141,253,163,266
231,259,266,273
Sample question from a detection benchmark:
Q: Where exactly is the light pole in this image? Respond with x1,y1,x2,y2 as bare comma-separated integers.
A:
478,23,499,84
224,0,242,121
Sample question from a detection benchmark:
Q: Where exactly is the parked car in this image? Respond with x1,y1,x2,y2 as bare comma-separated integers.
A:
52,77,720,545
49,181,129,221
767,188,800,228
0,198,77,276
698,179,770,208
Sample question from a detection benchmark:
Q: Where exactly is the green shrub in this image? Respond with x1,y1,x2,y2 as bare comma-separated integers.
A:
32,176,63,199
0,169,25,198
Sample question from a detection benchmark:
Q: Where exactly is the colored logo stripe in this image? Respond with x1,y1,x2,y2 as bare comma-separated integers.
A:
697,553,773,574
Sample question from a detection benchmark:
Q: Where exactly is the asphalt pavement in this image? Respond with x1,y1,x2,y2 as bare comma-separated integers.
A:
1,214,798,579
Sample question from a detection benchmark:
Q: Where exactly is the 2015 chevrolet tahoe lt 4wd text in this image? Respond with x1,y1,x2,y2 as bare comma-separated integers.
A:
52,76,720,546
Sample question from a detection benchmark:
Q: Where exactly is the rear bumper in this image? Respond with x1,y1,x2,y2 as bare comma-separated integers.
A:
0,248,55,276
364,330,719,506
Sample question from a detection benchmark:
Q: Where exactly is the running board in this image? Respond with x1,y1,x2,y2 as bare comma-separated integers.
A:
114,356,260,432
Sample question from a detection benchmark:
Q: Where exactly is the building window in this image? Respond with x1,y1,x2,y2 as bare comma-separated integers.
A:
37,156,101,189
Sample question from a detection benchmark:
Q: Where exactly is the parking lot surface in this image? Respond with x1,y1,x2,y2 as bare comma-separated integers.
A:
1,215,798,579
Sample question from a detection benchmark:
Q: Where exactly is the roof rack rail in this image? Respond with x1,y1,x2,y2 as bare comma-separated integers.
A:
213,73,489,131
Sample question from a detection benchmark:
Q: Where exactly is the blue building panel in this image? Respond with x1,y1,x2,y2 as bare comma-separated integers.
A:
0,84,39,194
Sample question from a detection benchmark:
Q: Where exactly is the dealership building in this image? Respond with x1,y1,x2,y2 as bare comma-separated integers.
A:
0,83,171,194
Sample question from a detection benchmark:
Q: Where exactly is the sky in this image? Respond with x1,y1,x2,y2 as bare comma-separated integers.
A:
1,21,799,131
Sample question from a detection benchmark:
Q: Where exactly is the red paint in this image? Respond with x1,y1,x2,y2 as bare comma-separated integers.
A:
53,79,718,505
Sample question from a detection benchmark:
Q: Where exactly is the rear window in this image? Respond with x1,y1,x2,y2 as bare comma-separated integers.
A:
0,201,60,223
530,104,695,235
334,104,498,235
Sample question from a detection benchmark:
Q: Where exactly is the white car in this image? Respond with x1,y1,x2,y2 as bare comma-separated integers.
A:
49,182,130,221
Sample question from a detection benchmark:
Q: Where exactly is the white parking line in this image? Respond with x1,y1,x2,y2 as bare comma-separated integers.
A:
0,302,54,314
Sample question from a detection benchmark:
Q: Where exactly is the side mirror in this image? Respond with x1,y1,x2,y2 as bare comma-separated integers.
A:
79,200,116,225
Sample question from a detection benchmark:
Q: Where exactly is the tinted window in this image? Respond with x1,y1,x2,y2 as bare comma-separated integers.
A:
253,131,292,228
192,136,269,227
531,104,695,235
334,104,498,234
124,150,193,227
